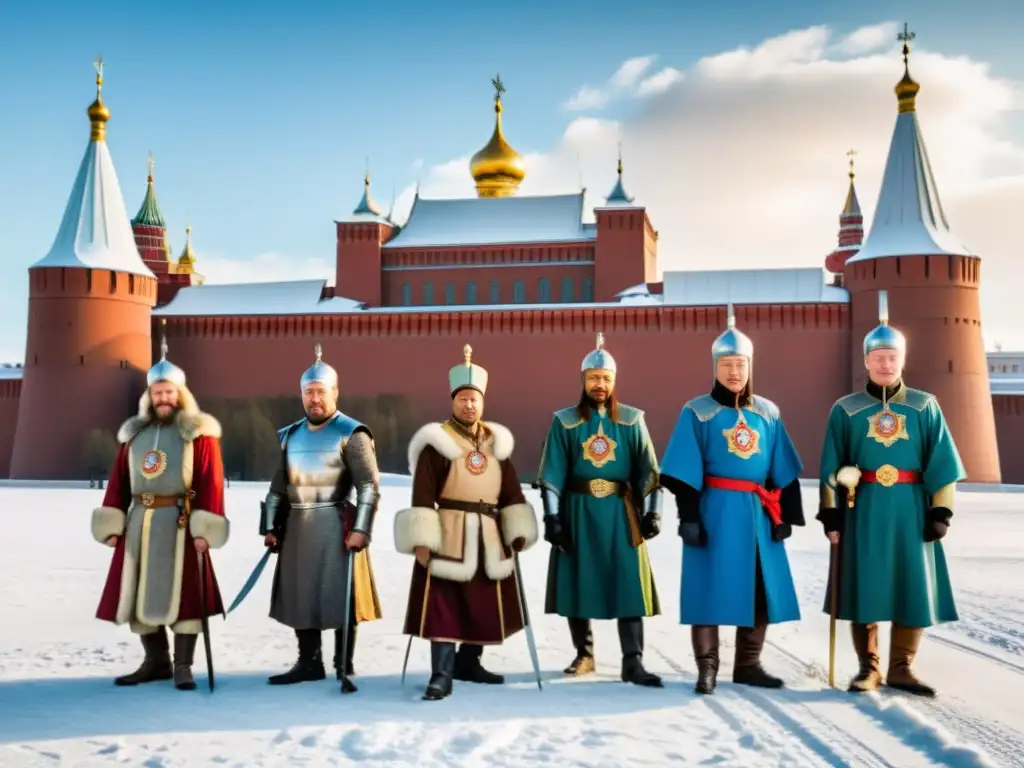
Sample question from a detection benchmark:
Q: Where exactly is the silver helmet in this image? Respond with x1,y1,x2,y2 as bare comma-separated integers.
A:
863,290,906,355
712,304,753,366
300,343,339,390
147,320,186,387
581,332,617,374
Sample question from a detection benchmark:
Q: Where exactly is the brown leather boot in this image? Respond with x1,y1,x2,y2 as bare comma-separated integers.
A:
886,625,935,697
733,623,784,688
691,626,720,694
173,633,198,691
114,629,173,686
848,623,882,692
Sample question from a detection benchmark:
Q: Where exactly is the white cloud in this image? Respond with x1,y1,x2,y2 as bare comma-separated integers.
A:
563,54,664,110
610,55,656,90
833,21,900,56
563,85,610,111
398,23,1024,349
196,251,333,285
637,67,683,97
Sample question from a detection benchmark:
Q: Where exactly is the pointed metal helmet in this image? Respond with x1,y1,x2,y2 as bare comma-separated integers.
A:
711,304,754,366
581,332,617,373
449,343,488,396
863,290,906,355
147,320,187,387
300,343,339,390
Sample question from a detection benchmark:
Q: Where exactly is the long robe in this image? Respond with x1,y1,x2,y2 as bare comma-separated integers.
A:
819,382,964,627
660,392,803,627
536,403,660,620
395,420,539,644
91,386,228,630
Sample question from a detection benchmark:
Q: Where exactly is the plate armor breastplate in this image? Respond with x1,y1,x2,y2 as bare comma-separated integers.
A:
283,412,362,507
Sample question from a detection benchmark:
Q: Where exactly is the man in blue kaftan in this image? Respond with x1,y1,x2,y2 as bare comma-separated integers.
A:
816,290,964,698
535,333,664,688
660,306,805,695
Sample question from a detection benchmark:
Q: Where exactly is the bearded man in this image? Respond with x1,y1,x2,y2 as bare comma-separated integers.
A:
535,333,663,688
261,345,383,693
395,344,539,701
91,332,229,691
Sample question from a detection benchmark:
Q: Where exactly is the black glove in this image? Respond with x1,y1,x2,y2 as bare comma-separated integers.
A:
771,522,792,542
679,519,707,547
816,506,841,539
924,507,952,542
640,488,662,540
541,488,571,550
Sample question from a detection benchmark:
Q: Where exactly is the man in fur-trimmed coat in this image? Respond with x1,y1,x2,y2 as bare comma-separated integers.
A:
395,344,539,701
91,341,229,691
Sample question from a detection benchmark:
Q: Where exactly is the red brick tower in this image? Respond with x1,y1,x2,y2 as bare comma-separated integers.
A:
824,149,864,286
335,172,393,306
10,61,157,479
843,27,1000,482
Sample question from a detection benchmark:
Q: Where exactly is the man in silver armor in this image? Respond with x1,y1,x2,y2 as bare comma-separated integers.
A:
261,345,383,693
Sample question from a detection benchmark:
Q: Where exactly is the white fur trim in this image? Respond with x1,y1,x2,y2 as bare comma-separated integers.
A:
117,384,221,444
189,509,229,549
171,619,203,634
394,507,443,554
499,502,539,552
116,533,139,625
406,421,515,473
485,422,514,461
92,506,126,543
423,512,515,582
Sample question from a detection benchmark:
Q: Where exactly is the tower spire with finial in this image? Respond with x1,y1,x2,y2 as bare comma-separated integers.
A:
825,150,865,280
603,141,635,205
88,56,111,142
469,73,526,197
132,150,167,229
895,23,920,113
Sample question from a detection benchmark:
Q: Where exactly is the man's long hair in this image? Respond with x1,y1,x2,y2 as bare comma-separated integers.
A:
577,387,619,422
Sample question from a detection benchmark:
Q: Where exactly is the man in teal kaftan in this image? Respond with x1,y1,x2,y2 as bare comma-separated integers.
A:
535,333,664,688
817,290,965,698
660,305,805,695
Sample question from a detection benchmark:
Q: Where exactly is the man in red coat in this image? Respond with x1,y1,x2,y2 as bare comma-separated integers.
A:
91,334,229,691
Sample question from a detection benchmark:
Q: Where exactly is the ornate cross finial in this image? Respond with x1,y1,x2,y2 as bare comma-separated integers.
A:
846,148,857,179
159,318,168,361
491,73,505,102
897,23,915,64
595,332,605,350
463,344,473,364
727,303,736,329
314,343,323,362
147,151,155,181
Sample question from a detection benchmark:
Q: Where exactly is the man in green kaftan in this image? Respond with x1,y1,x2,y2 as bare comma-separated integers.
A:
535,333,663,688
817,290,965,698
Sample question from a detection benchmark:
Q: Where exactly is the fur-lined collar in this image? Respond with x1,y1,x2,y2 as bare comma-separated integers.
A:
117,384,222,444
407,420,514,474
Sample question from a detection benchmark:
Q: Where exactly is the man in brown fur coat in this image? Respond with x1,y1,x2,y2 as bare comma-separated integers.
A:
91,335,229,691
395,344,539,701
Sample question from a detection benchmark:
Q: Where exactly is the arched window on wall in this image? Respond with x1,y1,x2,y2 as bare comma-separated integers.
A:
465,281,478,304
489,279,501,304
512,279,526,303
560,277,575,303
401,282,413,306
581,276,594,302
537,277,551,303
444,281,456,305
423,281,435,305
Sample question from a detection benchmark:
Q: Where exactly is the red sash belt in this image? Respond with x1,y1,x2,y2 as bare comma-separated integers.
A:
861,468,921,485
705,475,782,526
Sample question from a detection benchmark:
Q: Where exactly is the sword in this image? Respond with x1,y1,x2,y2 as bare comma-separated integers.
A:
199,552,215,692
401,635,413,685
514,552,542,691
828,540,838,689
226,549,272,614
338,544,356,694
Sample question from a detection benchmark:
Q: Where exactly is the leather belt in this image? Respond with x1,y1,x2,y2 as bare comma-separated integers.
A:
438,498,499,519
567,477,625,499
134,493,183,509
861,465,921,488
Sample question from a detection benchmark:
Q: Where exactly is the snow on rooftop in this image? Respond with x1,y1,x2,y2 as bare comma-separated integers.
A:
31,138,154,278
383,193,595,249
662,267,849,306
847,111,972,264
152,280,364,317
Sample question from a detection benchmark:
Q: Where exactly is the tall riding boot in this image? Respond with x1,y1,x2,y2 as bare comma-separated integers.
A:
454,643,504,684
334,623,358,693
564,617,595,675
269,629,326,685
618,617,663,687
733,623,784,688
423,641,456,701
173,633,198,691
691,625,720,695
886,625,935,697
848,623,882,692
114,628,173,686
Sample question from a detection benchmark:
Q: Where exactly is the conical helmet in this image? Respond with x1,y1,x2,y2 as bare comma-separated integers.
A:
863,290,906,355
147,320,186,387
581,332,617,373
300,343,339,390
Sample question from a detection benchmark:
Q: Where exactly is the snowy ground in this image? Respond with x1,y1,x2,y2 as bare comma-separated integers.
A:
0,478,1022,767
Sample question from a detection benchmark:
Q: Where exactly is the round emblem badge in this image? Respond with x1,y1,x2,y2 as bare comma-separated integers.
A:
732,425,754,452
589,436,610,458
465,450,488,475
140,449,167,479
876,410,897,437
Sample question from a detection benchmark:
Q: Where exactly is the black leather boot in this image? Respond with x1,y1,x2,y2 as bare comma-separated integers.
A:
564,617,595,675
334,623,358,693
269,629,326,685
618,617,663,687
733,623,784,688
423,641,456,701
692,625,720,694
114,628,173,686
453,643,504,684
173,633,198,691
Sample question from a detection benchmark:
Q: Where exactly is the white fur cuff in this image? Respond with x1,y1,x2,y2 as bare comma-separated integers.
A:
92,506,126,543
189,509,230,549
394,507,443,554
500,502,539,552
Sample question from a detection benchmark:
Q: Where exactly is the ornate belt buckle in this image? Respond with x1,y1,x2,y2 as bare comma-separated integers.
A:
589,478,614,498
875,464,899,488
140,493,155,507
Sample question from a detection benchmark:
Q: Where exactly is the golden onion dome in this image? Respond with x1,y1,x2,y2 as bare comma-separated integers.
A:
469,74,526,198
88,57,110,141
178,224,196,265
894,24,920,114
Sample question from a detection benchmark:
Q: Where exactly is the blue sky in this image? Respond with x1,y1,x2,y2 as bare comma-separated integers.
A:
1,0,1022,362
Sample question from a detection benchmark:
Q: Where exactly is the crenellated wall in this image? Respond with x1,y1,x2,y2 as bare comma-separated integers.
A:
993,395,1024,484
0,376,22,478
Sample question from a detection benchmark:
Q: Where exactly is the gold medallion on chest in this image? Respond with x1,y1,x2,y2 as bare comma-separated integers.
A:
867,408,909,448
465,449,489,475
722,416,760,460
140,448,168,479
582,423,617,468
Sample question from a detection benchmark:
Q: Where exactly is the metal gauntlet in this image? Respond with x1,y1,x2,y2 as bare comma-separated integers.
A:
352,482,380,539
540,487,561,519
644,487,663,519
260,492,285,536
